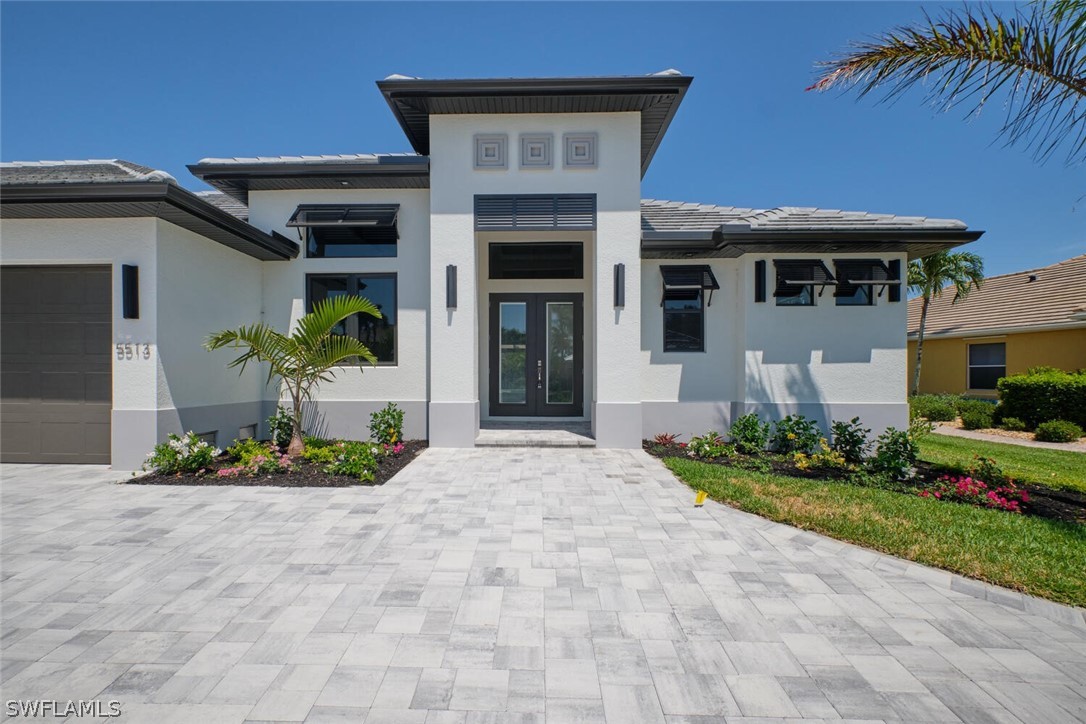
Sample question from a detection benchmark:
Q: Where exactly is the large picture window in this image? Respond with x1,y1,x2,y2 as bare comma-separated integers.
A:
307,274,397,364
968,342,1006,390
489,243,583,279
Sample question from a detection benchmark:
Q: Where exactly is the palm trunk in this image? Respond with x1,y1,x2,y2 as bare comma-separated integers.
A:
911,296,930,396
287,387,305,457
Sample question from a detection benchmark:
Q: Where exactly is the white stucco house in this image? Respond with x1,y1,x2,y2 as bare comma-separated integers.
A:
0,72,982,468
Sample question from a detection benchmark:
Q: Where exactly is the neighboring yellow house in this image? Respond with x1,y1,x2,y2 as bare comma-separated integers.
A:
907,254,1086,398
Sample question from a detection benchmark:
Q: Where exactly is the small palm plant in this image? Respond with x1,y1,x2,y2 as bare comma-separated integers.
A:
205,295,381,456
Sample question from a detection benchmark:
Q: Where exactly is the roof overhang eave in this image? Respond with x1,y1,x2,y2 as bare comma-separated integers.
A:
640,228,984,258
0,182,298,260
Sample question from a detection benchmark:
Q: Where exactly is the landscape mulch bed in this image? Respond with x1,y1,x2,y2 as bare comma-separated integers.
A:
130,440,428,488
644,441,1086,526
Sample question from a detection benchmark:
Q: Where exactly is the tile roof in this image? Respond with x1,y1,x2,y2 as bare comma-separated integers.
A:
640,199,969,233
194,153,425,165
0,159,175,185
907,254,1086,336
194,191,248,220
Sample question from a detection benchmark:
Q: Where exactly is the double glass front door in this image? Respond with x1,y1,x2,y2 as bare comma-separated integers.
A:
489,293,583,417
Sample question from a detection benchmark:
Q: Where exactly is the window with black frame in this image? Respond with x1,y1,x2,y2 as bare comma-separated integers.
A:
307,274,397,364
968,342,1006,390
289,205,399,258
663,288,705,352
774,260,835,306
834,260,876,306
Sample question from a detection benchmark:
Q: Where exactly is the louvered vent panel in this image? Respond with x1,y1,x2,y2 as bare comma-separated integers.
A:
474,194,596,231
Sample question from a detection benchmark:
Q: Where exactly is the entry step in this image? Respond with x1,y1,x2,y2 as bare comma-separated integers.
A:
475,421,595,448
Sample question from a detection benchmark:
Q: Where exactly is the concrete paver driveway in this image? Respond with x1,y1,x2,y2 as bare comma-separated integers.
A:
2,450,1085,723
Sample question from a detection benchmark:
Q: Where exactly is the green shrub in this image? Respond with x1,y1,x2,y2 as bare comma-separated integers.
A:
830,417,871,464
1000,416,1028,432
1034,420,1084,443
301,439,340,464
686,431,733,459
770,414,821,454
220,438,291,476
909,395,958,422
997,369,1086,428
960,408,994,430
144,432,221,474
868,427,919,480
729,413,771,455
957,398,996,417
268,406,294,448
369,403,405,446
325,440,379,481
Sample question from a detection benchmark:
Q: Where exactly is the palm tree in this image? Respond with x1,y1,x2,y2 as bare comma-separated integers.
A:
908,251,985,396
206,295,381,456
808,1,1086,164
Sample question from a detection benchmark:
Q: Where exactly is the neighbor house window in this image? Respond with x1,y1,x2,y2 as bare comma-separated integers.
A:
660,265,718,353
307,274,397,364
773,260,835,307
968,342,1006,390
288,204,399,258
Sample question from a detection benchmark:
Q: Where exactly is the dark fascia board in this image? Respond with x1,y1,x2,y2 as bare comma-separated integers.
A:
641,228,984,259
188,157,432,203
377,75,693,177
0,182,298,260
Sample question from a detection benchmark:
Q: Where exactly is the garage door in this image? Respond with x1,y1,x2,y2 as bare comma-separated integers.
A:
1,266,112,463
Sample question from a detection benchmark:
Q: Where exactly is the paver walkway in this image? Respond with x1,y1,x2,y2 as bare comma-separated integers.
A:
2,450,1085,724
934,424,1086,453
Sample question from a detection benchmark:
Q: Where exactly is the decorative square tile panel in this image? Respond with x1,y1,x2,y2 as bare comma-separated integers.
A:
520,134,553,168
564,132,598,168
474,134,508,169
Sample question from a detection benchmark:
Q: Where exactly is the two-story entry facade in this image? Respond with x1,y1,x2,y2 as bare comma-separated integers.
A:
0,72,983,468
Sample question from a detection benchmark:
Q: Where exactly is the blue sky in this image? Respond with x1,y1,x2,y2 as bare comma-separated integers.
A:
2,1,1082,277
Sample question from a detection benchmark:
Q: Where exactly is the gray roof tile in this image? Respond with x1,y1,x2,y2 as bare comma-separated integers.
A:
0,159,175,185
194,191,248,220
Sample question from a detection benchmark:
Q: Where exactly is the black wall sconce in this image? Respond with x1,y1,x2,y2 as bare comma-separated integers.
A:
446,264,457,309
122,264,139,319
754,260,766,302
613,263,625,308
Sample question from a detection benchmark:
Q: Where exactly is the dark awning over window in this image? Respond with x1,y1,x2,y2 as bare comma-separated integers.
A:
833,259,902,298
773,259,836,297
661,265,720,306
287,204,399,228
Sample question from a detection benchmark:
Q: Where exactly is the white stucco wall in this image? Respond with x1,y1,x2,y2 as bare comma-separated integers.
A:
154,219,266,443
246,188,431,439
429,112,643,446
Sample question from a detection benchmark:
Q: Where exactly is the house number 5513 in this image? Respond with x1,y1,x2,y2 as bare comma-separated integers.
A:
116,343,151,360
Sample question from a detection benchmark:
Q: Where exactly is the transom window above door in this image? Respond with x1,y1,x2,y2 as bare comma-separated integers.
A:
489,243,584,279
288,204,399,258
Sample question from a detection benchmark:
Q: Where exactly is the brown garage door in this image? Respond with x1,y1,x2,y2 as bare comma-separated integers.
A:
1,266,112,463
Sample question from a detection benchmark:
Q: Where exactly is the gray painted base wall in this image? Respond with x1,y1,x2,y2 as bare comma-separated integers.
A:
642,401,908,441
112,401,267,471
594,402,643,449
297,400,428,442
429,401,480,447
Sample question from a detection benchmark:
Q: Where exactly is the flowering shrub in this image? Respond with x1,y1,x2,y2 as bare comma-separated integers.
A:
369,403,405,447
383,442,406,456
793,438,848,471
830,417,870,464
730,413,771,455
324,440,379,482
868,427,918,480
919,474,1029,513
771,414,821,454
686,431,733,459
144,432,221,474
217,438,292,478
267,406,294,448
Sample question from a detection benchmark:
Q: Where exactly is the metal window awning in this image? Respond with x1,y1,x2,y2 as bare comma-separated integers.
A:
661,265,720,306
774,259,836,297
287,204,399,228
833,259,902,298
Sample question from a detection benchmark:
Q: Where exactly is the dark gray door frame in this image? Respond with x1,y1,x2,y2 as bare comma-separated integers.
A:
488,293,583,417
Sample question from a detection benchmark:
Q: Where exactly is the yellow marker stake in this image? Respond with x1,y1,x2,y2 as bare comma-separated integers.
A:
694,490,708,507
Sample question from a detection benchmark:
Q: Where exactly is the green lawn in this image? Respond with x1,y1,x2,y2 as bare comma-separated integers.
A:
918,434,1086,494
665,458,1086,607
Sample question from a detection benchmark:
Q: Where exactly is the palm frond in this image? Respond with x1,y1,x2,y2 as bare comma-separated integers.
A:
205,323,291,383
809,3,1086,163
295,295,382,350
306,334,379,374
